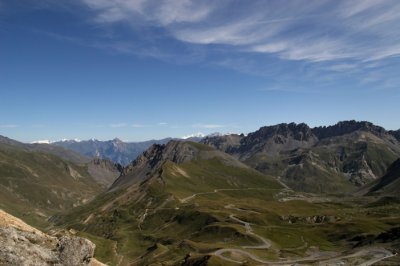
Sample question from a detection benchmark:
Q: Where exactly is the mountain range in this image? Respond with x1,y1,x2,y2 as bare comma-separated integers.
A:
1,120,400,265
46,120,400,194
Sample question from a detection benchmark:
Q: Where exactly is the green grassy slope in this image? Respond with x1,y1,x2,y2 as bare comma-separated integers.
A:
0,135,90,164
0,141,102,228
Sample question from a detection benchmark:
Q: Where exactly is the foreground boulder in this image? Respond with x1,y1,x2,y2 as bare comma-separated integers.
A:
0,210,103,266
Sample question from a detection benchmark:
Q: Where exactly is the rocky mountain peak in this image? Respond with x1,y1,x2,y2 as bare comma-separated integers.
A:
127,141,200,170
201,134,243,153
247,122,314,142
112,137,123,143
111,141,206,190
312,120,387,139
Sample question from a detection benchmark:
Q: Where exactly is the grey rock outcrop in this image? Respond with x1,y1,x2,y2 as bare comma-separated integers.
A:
0,226,97,266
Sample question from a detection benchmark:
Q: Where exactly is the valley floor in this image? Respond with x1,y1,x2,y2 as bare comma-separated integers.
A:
68,186,400,265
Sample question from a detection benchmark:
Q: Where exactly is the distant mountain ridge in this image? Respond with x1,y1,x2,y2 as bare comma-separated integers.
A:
51,135,215,165
52,138,173,166
0,135,90,164
202,120,400,193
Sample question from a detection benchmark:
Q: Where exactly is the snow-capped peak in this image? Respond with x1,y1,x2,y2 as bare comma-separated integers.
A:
31,140,52,144
205,132,223,137
59,138,81,143
181,132,206,139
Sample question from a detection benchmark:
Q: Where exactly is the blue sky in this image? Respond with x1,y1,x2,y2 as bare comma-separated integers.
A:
1,0,400,142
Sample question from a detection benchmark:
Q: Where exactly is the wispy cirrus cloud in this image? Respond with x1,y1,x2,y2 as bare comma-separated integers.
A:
17,0,400,91
110,123,128,128
192,123,225,129
131,124,146,128
0,124,19,128
77,0,400,64
82,0,213,25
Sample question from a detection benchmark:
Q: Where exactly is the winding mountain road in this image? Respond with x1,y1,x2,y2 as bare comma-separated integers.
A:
163,188,396,265
180,189,396,265
180,188,261,203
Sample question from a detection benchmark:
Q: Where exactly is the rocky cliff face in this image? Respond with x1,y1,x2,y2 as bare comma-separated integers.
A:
202,134,243,153
0,210,105,266
234,123,318,159
87,158,122,188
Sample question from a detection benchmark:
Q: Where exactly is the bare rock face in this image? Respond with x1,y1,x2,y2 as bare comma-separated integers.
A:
0,226,97,266
0,210,99,266
279,215,340,224
0,226,59,266
58,236,96,265
87,158,122,187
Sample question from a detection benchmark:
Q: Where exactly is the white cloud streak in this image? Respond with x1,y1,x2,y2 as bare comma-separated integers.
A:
192,123,225,129
110,123,128,128
79,0,400,65
82,0,212,25
0,124,19,128
131,124,146,128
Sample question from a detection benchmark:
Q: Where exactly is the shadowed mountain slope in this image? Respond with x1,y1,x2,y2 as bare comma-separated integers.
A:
389,129,400,141
358,158,400,197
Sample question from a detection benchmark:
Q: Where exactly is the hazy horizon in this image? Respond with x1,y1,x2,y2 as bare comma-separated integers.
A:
1,119,398,144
